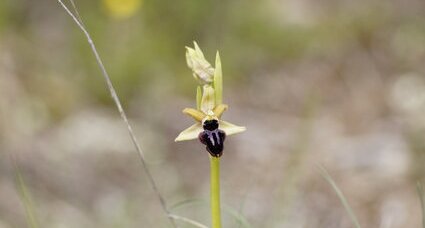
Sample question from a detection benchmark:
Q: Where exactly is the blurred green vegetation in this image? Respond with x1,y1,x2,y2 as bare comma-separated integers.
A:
0,0,328,110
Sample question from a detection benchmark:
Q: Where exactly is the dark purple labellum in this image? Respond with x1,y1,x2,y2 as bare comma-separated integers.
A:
199,119,226,157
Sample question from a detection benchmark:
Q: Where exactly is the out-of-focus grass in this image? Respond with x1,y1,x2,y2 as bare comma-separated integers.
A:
15,166,40,228
170,199,251,228
418,182,425,228
318,165,361,228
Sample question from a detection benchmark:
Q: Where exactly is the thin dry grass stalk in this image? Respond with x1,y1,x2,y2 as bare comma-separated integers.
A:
56,0,178,227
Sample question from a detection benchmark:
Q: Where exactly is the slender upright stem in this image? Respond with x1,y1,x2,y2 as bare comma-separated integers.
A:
210,156,221,228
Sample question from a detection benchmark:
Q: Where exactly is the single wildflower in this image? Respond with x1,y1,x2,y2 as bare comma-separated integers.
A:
175,42,246,157
103,0,141,19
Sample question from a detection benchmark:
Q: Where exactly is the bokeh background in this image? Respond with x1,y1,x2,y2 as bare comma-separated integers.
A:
1,0,425,227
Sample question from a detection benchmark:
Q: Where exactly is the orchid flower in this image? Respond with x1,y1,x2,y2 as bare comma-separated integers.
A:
176,42,245,228
175,42,246,151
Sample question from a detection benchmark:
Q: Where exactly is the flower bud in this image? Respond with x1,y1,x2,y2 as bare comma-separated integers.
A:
186,42,214,84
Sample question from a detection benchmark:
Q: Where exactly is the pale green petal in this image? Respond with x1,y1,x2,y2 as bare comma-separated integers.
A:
213,104,228,118
201,85,215,113
183,108,206,122
219,120,246,136
175,123,203,141
214,51,223,106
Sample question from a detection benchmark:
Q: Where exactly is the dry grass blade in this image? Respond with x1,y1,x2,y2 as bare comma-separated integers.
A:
317,165,361,228
417,182,425,228
168,214,209,228
56,1,177,227
170,199,251,228
14,162,40,228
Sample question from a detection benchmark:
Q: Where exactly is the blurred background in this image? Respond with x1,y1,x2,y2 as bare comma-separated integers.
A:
1,0,425,227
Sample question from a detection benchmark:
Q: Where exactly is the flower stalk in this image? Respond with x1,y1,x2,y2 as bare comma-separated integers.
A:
210,156,221,228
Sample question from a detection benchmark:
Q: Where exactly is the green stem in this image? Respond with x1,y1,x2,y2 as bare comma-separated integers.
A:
210,156,221,228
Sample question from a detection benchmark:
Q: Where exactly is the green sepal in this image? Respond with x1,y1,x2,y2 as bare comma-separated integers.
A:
214,51,223,106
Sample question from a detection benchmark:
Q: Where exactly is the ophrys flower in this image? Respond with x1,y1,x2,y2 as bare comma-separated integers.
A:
175,42,246,157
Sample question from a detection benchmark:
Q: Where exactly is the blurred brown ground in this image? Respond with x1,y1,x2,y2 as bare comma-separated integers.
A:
1,0,425,227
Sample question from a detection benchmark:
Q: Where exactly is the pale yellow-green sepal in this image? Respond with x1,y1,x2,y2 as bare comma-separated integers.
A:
213,104,228,119
214,51,223,106
219,120,246,136
175,123,203,141
182,108,206,122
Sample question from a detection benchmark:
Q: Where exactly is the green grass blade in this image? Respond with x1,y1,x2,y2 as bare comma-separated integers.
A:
318,165,361,228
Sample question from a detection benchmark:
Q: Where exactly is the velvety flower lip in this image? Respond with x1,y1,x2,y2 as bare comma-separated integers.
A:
175,42,246,142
